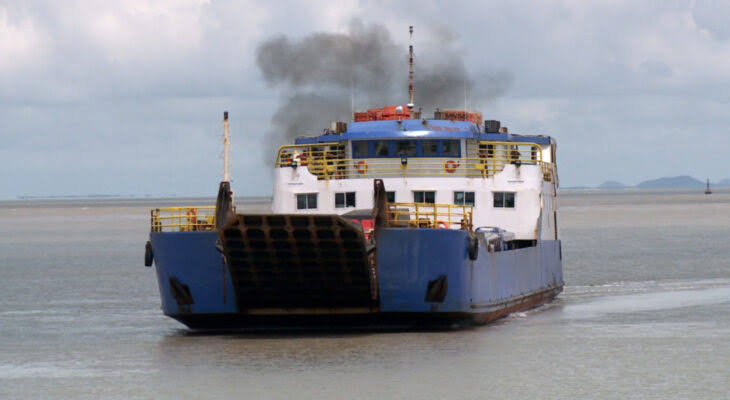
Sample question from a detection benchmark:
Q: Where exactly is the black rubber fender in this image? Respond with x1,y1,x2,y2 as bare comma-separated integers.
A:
467,235,479,260
144,240,154,267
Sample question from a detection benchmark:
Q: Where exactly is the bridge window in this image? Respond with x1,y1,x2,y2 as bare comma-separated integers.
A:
395,140,417,156
386,191,396,203
335,192,356,208
352,141,369,158
442,140,460,157
352,140,461,158
374,141,390,157
413,191,435,204
493,192,515,208
454,191,475,206
296,193,318,210
422,140,439,156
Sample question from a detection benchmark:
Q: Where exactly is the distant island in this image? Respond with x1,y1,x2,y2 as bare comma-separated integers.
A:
635,176,705,189
17,194,168,200
17,194,129,200
597,180,628,189
566,175,729,190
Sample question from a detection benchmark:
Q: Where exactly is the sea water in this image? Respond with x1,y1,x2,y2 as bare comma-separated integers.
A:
0,191,728,399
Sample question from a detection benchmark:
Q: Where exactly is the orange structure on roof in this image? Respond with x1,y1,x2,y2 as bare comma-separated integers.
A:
354,105,411,122
434,109,483,124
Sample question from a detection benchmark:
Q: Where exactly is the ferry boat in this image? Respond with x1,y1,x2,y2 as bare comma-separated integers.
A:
145,27,562,329
144,106,563,329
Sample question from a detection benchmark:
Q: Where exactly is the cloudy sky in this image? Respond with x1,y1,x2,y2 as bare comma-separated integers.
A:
2,0,729,198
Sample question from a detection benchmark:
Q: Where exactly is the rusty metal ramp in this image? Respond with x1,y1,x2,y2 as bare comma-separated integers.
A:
219,214,376,314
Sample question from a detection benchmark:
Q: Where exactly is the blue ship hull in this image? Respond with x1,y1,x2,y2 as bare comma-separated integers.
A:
149,227,563,330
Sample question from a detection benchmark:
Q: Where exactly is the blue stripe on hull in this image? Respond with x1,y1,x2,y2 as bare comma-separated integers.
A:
149,232,236,316
149,229,563,328
376,228,563,313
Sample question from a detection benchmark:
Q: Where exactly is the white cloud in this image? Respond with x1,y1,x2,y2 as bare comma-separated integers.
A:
3,0,730,197
80,1,209,61
0,5,47,72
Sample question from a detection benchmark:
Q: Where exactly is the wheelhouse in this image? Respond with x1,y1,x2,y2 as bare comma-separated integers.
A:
271,108,559,242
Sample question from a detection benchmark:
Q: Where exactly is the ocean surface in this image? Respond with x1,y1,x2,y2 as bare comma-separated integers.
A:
1,190,728,399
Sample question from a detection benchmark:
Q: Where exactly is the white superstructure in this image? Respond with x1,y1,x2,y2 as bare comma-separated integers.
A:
271,118,559,241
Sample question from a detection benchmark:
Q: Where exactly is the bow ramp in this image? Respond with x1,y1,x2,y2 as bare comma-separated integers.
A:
219,214,377,313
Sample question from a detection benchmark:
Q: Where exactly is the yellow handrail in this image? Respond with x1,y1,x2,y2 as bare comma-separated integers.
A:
150,206,216,232
275,141,553,181
387,202,473,230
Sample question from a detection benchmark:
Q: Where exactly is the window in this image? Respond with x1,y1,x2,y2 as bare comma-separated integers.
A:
351,140,461,158
442,140,460,157
493,192,515,208
296,193,318,210
374,141,389,157
352,141,369,158
413,191,435,204
454,191,475,206
422,140,439,156
386,191,396,203
335,192,356,208
395,140,417,156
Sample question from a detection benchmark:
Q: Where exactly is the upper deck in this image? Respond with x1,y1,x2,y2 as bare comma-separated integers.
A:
271,110,559,241
276,119,557,182
293,119,551,145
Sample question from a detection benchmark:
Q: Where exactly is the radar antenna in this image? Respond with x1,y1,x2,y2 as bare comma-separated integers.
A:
407,26,415,110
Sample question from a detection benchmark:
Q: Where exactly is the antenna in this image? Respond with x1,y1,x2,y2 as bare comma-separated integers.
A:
407,25,415,110
464,77,467,117
222,111,230,182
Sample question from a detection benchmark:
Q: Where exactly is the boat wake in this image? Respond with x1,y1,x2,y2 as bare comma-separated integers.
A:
560,278,730,319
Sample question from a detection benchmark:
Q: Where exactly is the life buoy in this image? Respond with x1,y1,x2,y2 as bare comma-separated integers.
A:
444,160,459,173
299,154,308,166
356,160,368,174
436,220,449,229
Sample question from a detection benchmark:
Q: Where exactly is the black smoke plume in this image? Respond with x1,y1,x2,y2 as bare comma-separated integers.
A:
256,19,513,151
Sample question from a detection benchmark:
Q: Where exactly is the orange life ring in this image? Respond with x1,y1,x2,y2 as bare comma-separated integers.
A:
444,160,459,173
436,220,449,229
356,160,368,174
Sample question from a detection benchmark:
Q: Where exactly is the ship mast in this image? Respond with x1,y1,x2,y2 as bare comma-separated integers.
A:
407,25,415,110
215,111,234,231
223,111,230,182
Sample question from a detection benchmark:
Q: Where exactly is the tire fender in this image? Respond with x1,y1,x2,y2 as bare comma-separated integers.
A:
467,235,479,260
144,240,154,267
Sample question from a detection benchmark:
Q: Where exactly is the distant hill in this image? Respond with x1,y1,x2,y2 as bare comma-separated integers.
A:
598,180,628,189
562,186,592,190
716,179,730,187
635,176,705,189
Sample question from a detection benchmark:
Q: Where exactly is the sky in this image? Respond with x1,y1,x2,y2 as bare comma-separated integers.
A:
2,0,730,198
